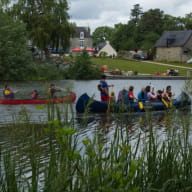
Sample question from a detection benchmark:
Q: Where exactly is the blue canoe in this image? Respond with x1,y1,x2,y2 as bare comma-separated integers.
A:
76,92,191,113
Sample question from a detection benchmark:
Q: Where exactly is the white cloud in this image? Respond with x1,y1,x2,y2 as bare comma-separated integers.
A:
68,0,192,33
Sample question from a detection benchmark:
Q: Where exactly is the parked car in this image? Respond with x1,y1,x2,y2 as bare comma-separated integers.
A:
133,54,148,60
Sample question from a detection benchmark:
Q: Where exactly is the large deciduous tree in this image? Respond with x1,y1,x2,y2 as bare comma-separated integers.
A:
110,23,138,51
183,13,192,29
139,9,164,35
162,14,185,31
0,10,33,80
10,0,75,53
92,26,113,46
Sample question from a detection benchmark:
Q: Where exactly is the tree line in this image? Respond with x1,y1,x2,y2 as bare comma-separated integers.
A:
1,1,192,80
92,4,192,52
0,0,75,80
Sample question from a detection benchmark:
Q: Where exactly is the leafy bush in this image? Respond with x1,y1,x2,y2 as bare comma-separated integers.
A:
99,51,108,58
29,63,66,80
65,51,102,80
117,50,130,58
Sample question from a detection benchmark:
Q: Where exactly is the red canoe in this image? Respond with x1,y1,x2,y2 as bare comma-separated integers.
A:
0,92,76,105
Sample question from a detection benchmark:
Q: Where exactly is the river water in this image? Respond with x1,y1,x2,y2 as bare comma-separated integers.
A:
0,79,190,147
0,79,187,124
0,79,192,190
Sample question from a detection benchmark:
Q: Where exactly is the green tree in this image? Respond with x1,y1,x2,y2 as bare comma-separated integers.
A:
162,14,185,31
110,24,126,51
141,32,160,50
110,4,143,51
67,51,101,80
92,26,114,46
10,0,75,54
139,9,164,35
183,13,192,29
111,23,139,51
130,4,143,25
0,11,33,80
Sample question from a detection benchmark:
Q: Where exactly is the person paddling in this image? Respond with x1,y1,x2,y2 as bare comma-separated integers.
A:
98,75,114,102
127,86,137,102
31,90,38,99
3,85,18,99
162,85,175,101
137,87,147,102
145,85,157,101
48,84,62,98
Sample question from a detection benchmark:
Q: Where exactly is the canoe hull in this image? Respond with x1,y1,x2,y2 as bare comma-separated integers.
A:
0,92,76,105
76,92,191,113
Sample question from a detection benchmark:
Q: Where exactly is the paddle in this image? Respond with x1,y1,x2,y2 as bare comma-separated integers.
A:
138,101,144,111
107,85,114,113
55,86,68,92
13,90,19,94
161,98,169,108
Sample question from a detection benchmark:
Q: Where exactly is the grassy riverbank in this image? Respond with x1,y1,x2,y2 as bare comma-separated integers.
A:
1,101,192,191
91,58,192,76
26,56,192,80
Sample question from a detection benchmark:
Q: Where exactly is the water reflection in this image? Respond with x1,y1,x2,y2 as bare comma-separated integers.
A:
0,80,192,191
0,106,191,191
78,108,191,131
75,109,191,141
0,79,188,124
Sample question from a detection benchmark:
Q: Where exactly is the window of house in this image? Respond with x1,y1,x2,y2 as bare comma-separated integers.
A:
80,40,84,47
166,38,175,47
80,32,84,39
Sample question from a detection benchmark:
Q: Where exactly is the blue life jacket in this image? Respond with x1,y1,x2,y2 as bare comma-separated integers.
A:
137,91,147,102
100,80,108,96
123,91,133,103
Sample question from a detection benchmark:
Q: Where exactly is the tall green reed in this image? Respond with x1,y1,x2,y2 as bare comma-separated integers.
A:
1,100,192,192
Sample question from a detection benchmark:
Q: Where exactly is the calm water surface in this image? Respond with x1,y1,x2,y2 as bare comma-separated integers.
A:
0,79,190,127
0,79,192,190
0,79,191,146
0,79,187,124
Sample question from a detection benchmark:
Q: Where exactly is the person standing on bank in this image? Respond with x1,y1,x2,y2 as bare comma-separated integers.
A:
98,75,114,102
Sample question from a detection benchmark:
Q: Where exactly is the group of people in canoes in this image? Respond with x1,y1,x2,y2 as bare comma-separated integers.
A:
139,85,174,102
98,75,175,103
3,85,18,99
2,84,62,99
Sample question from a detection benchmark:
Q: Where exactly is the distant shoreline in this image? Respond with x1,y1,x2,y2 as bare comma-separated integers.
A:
106,75,188,80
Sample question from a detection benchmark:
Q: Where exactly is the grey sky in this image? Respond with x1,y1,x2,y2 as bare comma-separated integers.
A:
68,0,192,33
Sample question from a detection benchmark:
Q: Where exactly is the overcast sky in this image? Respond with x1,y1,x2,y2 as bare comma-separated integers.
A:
68,0,192,33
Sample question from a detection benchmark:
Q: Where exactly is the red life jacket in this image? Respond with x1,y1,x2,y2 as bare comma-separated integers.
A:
31,92,37,99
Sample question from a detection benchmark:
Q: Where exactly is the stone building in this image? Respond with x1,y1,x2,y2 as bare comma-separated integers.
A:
155,30,192,62
70,26,93,51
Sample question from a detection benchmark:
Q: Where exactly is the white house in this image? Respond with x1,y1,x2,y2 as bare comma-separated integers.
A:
97,41,117,57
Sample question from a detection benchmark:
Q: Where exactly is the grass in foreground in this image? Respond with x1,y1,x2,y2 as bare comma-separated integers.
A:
0,103,192,191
